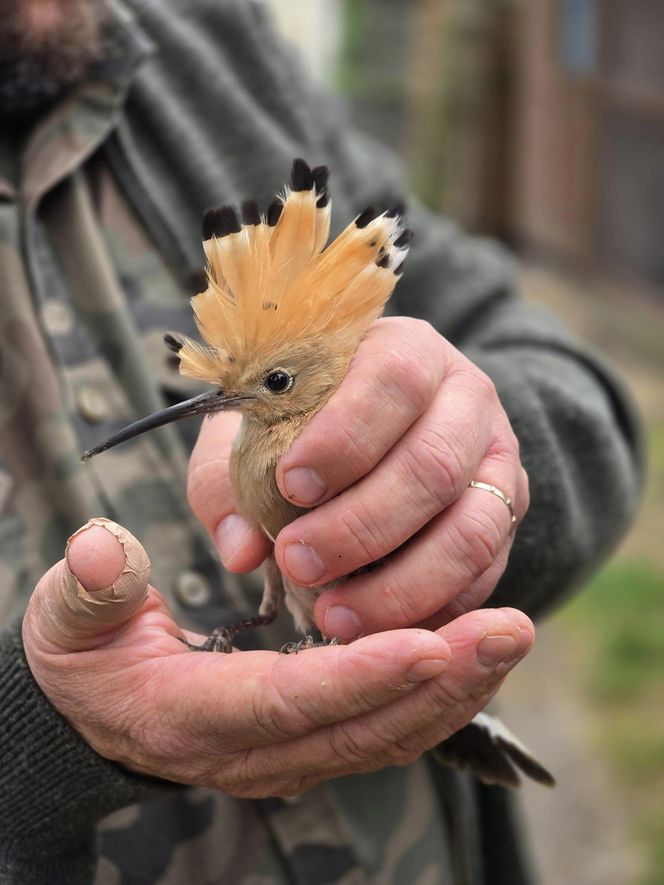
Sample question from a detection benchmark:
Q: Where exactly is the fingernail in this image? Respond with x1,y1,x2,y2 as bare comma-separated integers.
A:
67,522,126,592
59,518,150,643
284,542,326,584
477,634,519,667
406,658,449,683
283,468,327,505
323,605,362,642
215,514,252,564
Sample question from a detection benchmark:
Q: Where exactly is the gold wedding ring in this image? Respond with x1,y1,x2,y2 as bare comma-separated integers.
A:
468,480,517,525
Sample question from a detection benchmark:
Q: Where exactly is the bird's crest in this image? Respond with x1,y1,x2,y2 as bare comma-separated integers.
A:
174,159,411,383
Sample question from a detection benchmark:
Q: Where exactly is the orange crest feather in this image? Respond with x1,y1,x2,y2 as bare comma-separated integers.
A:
176,159,411,382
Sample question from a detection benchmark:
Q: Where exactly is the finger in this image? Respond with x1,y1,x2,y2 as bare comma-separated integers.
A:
276,317,446,507
418,535,514,629
158,628,451,748
25,518,150,653
275,367,494,587
188,411,272,571
228,608,534,790
313,447,523,639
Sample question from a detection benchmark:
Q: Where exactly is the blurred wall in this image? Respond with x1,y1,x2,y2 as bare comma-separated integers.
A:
265,0,664,296
512,0,664,292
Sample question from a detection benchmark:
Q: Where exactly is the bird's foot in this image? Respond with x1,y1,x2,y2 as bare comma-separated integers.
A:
179,627,234,654
180,614,276,654
280,636,340,655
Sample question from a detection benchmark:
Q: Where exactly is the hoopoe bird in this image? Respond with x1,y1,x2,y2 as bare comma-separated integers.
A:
83,159,554,789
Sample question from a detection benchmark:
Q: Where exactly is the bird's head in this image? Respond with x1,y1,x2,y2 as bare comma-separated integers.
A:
82,159,410,459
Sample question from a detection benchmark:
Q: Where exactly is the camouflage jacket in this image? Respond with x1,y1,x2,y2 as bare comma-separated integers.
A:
0,1,642,883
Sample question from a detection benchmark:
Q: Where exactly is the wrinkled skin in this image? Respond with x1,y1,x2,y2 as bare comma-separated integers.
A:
191,316,529,641
23,316,534,795
23,522,534,797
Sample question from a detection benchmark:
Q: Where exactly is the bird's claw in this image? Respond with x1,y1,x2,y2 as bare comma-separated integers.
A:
178,628,234,654
280,636,340,654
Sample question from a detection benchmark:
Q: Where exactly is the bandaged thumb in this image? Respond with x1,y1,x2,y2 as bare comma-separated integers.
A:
32,518,151,652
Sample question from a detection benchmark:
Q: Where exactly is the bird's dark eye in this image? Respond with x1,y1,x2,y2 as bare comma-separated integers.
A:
265,370,292,393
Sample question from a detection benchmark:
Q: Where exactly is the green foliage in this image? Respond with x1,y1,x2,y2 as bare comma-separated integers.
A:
565,561,664,703
564,558,664,885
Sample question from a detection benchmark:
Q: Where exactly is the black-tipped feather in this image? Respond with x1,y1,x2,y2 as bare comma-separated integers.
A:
241,199,261,226
385,200,407,219
219,205,241,235
290,158,314,191
163,332,183,353
376,252,390,269
202,205,241,240
433,715,555,789
495,738,556,787
201,208,223,240
312,165,329,194
316,191,330,209
267,199,283,226
394,229,413,248
355,206,378,228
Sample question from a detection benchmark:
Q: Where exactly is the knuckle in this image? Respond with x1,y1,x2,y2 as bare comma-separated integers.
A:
383,739,423,768
401,427,465,506
217,751,266,797
258,663,334,740
329,718,415,772
327,420,376,479
473,367,498,404
397,317,441,351
248,680,298,743
327,721,372,767
337,502,391,566
450,509,505,582
426,674,474,709
379,577,420,626
375,345,438,415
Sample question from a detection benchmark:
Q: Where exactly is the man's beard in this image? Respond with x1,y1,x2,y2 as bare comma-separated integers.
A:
0,0,109,127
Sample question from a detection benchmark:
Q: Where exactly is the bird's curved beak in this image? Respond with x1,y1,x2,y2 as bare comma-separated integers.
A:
81,390,252,461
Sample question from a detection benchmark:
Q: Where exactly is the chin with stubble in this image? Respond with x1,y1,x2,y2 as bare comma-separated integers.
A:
0,0,109,127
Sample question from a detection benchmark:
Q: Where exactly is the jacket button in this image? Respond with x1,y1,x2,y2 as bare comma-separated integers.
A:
42,300,74,336
76,386,108,423
174,570,211,608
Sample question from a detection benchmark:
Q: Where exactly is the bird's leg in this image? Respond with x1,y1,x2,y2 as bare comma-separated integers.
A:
180,614,276,654
182,553,285,653
280,636,340,655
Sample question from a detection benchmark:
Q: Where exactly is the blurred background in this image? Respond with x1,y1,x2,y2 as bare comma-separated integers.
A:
266,2,663,883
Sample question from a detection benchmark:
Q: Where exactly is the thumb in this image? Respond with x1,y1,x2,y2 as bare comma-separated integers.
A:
27,518,150,652
188,411,271,572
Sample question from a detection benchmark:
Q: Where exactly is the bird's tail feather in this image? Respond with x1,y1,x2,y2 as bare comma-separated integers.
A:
433,711,555,789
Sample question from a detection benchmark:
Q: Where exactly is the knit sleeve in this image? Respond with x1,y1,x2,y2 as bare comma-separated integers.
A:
324,130,644,616
123,0,643,617
252,23,645,615
0,624,177,885
328,129,644,616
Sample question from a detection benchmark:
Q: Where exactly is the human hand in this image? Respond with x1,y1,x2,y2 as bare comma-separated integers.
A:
22,519,534,797
189,316,528,641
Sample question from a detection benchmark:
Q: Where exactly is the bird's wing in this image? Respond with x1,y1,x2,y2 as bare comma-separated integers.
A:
432,711,556,789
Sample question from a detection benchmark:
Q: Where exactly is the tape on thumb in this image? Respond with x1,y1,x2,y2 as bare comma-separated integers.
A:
61,517,151,628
